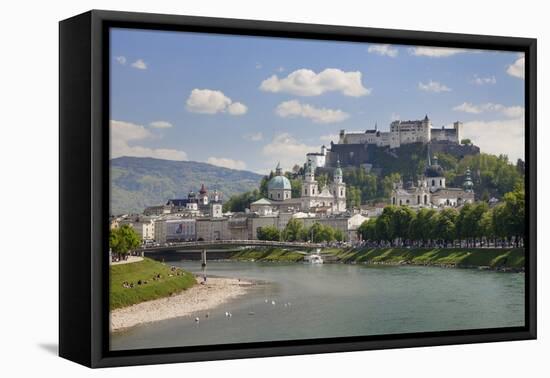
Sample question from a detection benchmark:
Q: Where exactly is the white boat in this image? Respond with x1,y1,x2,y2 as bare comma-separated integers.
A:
304,251,324,264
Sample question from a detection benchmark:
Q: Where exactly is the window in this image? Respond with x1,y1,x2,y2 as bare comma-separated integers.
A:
278,193,281,199
432,179,435,186
440,179,442,186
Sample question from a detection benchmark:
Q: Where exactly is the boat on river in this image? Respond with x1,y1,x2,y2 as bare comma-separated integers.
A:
304,250,324,264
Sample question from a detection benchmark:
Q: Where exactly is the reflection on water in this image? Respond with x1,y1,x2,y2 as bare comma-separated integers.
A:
111,261,525,351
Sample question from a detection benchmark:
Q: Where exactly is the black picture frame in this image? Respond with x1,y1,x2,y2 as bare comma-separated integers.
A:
59,9,537,368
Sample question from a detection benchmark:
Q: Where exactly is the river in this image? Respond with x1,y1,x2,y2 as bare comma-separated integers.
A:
110,260,525,351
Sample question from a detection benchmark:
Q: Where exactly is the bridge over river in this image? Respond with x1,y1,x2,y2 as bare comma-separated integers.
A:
138,240,325,265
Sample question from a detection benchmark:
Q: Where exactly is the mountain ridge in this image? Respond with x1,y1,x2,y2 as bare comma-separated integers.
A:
110,156,263,215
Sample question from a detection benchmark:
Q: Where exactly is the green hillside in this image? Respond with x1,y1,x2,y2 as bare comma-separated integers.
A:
110,157,263,215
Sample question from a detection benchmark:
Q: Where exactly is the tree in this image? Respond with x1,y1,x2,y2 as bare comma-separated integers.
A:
461,138,472,145
259,176,269,198
392,206,416,244
410,208,437,246
223,189,262,212
290,178,302,198
110,225,141,260
283,218,304,242
347,186,362,208
480,209,495,246
358,218,377,242
456,203,474,246
433,208,458,247
502,186,525,246
376,206,399,244
334,229,344,242
381,173,402,199
257,225,281,241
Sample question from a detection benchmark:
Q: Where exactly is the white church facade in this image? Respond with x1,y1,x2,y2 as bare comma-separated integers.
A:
251,162,347,215
391,154,475,208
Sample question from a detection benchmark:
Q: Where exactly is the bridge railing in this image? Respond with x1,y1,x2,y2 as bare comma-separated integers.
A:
138,239,324,251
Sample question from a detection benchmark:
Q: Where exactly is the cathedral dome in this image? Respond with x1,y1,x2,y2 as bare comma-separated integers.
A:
424,165,444,178
425,155,444,177
268,175,291,190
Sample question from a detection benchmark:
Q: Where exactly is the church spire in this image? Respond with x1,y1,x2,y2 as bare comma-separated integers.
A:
275,162,282,176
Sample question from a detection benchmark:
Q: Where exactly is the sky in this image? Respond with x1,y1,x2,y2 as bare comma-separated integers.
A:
110,28,526,174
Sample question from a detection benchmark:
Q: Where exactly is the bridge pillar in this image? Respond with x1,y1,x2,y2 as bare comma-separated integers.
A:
201,249,207,267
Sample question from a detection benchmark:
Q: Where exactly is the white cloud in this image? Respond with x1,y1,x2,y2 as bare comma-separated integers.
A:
418,80,451,93
243,132,263,142
453,102,524,118
471,75,496,85
390,113,401,121
255,63,262,69
276,66,285,72
409,47,468,57
207,157,247,170
275,100,349,124
186,89,247,115
368,44,398,57
110,120,187,161
227,102,248,115
507,56,525,79
260,68,370,97
461,117,525,161
262,133,317,170
115,56,126,65
320,134,339,143
131,59,147,70
149,121,173,129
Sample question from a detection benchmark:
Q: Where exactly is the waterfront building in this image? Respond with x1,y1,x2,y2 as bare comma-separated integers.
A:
119,215,156,241
154,218,196,243
196,217,229,241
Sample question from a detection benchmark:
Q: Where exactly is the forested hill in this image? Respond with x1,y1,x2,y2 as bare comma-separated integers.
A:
110,157,263,215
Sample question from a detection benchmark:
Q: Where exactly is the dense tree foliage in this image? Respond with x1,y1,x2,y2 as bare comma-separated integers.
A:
341,150,523,209
222,189,262,212
257,219,343,243
256,225,281,241
110,224,141,259
357,187,525,247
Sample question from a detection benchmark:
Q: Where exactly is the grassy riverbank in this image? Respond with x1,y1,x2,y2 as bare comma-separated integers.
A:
230,248,307,262
228,247,524,269
110,257,196,310
330,247,524,269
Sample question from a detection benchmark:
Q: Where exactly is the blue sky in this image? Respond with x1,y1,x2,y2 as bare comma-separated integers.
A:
110,28,525,173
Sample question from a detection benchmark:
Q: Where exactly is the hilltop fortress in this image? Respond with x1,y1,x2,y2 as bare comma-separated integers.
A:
306,115,480,169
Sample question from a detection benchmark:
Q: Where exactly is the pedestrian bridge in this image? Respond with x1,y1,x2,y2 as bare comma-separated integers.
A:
137,239,324,253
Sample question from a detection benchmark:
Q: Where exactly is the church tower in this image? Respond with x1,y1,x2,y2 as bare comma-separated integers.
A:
302,162,318,197
332,160,346,212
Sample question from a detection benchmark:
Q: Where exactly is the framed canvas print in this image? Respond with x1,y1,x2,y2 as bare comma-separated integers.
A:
59,10,537,368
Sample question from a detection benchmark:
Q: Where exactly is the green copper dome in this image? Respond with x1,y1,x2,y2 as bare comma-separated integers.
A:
268,175,292,190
